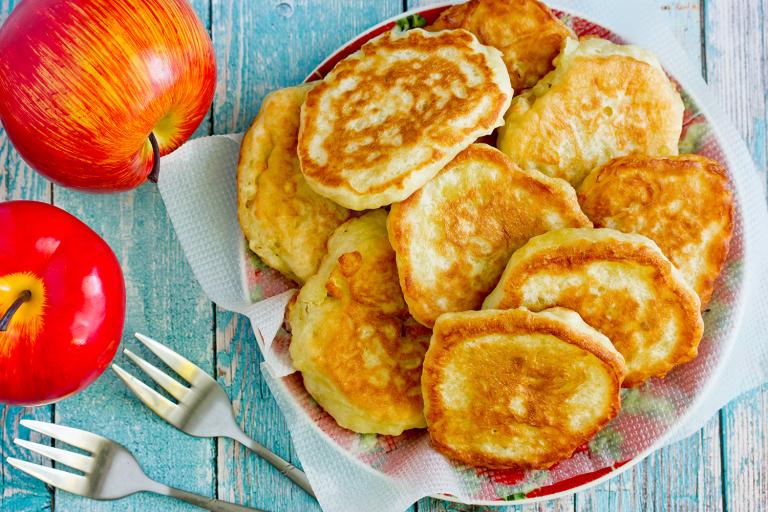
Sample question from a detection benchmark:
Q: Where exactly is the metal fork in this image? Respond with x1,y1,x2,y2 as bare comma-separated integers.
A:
8,419,261,511
111,333,314,498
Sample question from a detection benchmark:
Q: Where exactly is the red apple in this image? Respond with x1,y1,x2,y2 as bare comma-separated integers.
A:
0,201,126,405
0,0,215,192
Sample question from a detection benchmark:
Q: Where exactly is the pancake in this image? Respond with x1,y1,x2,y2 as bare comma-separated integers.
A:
288,210,430,435
497,37,684,187
237,83,352,283
428,0,575,92
578,155,734,307
388,143,591,327
483,228,703,387
298,28,512,210
422,307,625,469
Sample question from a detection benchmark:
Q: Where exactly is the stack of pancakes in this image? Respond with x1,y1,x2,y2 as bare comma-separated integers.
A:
237,0,734,470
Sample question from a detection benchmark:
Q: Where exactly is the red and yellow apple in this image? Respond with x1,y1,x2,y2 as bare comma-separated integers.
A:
0,0,215,192
0,201,126,405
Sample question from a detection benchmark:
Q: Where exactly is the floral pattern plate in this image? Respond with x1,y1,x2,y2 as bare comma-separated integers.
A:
240,3,745,505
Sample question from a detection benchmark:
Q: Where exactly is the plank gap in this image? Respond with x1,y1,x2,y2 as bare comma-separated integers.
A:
50,404,56,512
699,0,708,81
718,410,728,512
212,302,219,501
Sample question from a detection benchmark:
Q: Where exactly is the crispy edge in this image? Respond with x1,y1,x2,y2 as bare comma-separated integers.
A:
297,29,512,210
484,229,704,387
577,154,735,307
428,0,575,91
236,83,315,283
422,308,625,469
497,37,684,186
387,144,592,327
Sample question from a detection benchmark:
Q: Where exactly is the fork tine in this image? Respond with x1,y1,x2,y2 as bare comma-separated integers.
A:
134,332,206,383
112,364,177,419
124,349,189,401
14,439,94,474
20,420,105,453
7,457,89,495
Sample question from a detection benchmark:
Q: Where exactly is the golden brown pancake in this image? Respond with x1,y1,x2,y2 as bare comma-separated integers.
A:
428,0,574,92
423,307,625,469
288,210,430,435
237,83,352,283
498,37,684,187
483,228,703,387
388,143,591,327
578,155,734,307
298,28,512,210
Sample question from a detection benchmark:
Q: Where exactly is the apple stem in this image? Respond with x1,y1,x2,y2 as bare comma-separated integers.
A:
0,290,32,332
147,132,161,183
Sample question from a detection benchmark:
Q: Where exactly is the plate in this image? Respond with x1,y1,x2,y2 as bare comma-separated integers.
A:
239,2,745,505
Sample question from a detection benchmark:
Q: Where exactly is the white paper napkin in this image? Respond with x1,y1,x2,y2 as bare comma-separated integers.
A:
157,1,768,509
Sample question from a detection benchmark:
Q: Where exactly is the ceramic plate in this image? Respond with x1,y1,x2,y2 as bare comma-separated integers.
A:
240,3,745,505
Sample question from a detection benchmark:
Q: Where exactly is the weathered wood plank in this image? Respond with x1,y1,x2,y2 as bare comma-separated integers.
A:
1,406,53,512
417,497,574,512
0,1,56,510
210,0,403,133
704,0,767,171
191,0,214,139
215,310,318,511
50,181,215,512
704,1,768,510
721,386,768,512
209,1,404,510
48,0,216,508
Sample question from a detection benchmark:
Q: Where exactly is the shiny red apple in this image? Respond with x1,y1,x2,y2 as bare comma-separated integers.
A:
0,201,126,405
0,0,215,192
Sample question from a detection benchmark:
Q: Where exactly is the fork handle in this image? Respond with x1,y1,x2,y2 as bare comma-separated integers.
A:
157,485,265,512
235,434,316,499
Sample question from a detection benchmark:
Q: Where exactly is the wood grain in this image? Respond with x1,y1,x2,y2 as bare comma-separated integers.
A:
215,310,318,511
51,184,216,512
0,1,55,510
209,0,403,133
704,1,768,510
7,1,217,511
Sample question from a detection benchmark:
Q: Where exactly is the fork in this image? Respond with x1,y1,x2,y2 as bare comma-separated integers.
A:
8,419,261,511
111,333,315,498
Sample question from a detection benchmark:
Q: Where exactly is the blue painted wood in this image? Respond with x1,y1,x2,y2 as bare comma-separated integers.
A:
50,182,215,512
209,0,404,133
0,1,56,510
215,310,318,511
35,0,216,510
1,406,53,512
704,0,768,510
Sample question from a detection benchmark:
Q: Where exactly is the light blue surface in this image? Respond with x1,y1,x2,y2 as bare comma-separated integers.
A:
1,1,766,511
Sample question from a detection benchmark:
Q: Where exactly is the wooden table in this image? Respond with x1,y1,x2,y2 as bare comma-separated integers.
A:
1,1,766,510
